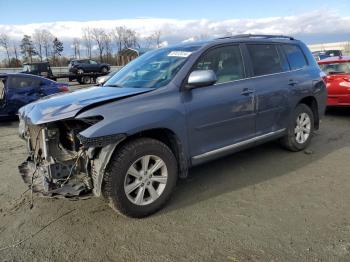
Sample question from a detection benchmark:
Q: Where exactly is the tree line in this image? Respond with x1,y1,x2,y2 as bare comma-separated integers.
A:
0,26,162,68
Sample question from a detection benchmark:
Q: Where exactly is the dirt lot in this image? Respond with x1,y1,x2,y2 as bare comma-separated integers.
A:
0,109,349,262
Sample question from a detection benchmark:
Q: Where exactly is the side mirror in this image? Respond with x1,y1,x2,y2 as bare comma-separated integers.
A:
186,70,217,88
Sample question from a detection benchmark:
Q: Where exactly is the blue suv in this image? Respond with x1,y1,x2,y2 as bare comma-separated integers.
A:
18,35,326,217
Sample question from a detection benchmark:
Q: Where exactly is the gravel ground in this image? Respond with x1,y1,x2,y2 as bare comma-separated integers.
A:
0,108,349,262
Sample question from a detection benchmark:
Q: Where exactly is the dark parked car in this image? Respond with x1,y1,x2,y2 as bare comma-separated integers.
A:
312,50,343,61
18,35,327,218
0,73,68,119
68,59,110,74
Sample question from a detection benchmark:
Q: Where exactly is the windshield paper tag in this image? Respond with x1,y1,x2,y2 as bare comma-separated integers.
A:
168,51,192,57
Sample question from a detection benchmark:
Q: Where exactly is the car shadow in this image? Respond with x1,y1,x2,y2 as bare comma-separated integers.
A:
159,113,350,215
326,106,350,117
0,118,18,127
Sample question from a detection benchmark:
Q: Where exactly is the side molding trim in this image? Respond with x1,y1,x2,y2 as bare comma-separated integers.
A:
192,129,286,161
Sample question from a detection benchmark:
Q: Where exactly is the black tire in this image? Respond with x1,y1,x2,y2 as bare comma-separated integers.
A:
103,138,178,218
280,103,314,152
81,76,91,84
101,67,108,73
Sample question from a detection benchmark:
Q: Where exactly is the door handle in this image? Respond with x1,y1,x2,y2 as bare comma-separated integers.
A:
241,88,254,96
288,79,299,86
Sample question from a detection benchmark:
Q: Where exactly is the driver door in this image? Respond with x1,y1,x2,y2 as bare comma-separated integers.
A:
184,45,256,162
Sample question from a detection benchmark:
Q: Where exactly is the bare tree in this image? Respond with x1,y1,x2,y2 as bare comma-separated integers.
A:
91,28,106,62
33,29,45,61
82,28,93,59
112,26,126,53
12,41,20,67
122,28,139,49
103,32,113,62
153,30,162,48
72,38,81,59
41,30,54,60
0,33,11,66
144,30,162,48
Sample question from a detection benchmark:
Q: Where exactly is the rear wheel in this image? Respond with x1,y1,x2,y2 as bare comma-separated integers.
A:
81,76,91,84
103,138,178,218
280,103,314,151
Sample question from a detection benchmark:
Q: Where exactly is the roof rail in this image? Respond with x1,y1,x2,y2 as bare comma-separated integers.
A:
217,34,295,40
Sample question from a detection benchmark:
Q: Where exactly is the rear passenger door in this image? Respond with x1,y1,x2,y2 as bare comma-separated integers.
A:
281,44,311,95
5,76,42,114
89,60,99,72
185,45,256,159
245,43,290,135
0,77,7,116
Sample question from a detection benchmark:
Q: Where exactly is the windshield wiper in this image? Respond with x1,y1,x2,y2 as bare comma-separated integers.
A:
104,84,122,87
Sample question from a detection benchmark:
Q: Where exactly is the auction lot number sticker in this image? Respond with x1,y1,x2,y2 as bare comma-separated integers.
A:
168,51,192,57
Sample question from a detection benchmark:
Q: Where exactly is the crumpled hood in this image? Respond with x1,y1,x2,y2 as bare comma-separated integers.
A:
19,86,153,125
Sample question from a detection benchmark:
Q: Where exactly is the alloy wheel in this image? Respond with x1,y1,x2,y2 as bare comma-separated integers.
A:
294,112,311,144
124,155,168,206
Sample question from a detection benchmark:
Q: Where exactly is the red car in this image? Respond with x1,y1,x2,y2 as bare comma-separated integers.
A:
318,56,350,106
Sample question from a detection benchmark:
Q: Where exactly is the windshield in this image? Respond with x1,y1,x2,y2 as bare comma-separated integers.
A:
319,62,350,75
104,45,202,89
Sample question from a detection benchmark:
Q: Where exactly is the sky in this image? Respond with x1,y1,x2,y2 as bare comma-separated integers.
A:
0,0,349,24
0,0,349,57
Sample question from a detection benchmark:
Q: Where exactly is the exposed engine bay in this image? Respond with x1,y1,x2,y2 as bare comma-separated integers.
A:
18,117,124,198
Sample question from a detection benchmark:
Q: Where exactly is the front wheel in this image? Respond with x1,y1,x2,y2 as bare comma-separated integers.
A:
103,138,178,218
101,67,108,73
280,103,314,151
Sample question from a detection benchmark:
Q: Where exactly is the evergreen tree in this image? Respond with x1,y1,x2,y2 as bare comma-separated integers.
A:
52,37,64,59
20,35,37,63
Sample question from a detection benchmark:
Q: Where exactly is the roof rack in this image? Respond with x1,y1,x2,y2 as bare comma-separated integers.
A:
217,34,295,40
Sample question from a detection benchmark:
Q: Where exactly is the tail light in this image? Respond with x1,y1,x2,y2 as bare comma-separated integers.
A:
58,84,69,92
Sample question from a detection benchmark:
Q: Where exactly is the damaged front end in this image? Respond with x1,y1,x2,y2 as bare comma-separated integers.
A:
18,116,125,198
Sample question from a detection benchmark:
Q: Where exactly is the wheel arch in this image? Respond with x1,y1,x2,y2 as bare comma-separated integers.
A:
92,127,188,196
297,96,319,129
115,128,189,179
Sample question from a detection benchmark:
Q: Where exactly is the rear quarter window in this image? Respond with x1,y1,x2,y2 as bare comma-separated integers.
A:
282,44,308,70
0,78,5,99
246,44,283,76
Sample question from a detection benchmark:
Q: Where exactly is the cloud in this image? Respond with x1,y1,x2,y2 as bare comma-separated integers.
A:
0,10,349,49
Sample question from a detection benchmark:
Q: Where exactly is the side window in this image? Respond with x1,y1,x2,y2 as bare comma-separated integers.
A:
90,60,97,64
8,77,41,89
282,44,308,70
0,78,5,100
194,45,245,84
247,44,283,76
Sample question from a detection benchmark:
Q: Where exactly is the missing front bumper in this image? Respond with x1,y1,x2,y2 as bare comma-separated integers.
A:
18,160,92,198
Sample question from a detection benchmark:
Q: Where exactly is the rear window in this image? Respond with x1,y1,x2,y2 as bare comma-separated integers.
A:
282,45,308,70
319,62,350,74
246,44,283,76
